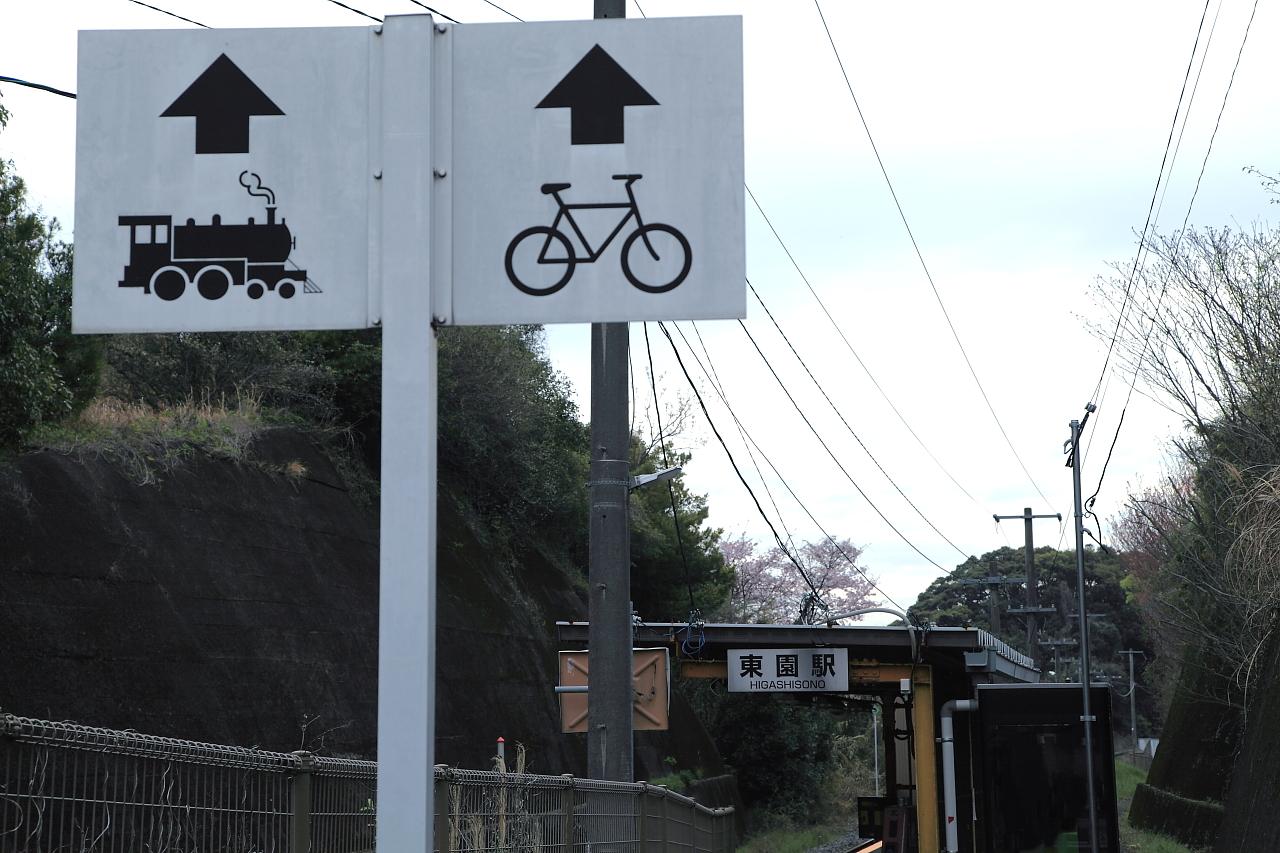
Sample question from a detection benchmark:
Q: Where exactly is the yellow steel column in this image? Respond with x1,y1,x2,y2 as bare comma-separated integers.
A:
911,666,939,853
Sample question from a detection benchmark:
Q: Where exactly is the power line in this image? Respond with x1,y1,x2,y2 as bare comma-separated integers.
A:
749,282,970,560
745,185,979,505
1083,0,1222,473
1086,0,1261,521
661,321,906,611
642,322,696,614
1089,0,1217,408
404,0,460,23
737,316,952,574
0,76,75,99
812,0,1050,506
628,340,638,441
474,0,522,21
667,322,904,610
124,0,211,27
322,0,382,23
1064,0,1222,544
653,322,827,607
690,320,800,555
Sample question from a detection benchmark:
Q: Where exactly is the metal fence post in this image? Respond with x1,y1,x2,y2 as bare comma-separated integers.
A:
561,774,575,852
434,765,450,853
658,786,670,852
638,786,648,849
289,751,314,853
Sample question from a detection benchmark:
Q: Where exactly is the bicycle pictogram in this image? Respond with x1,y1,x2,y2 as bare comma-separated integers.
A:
504,174,692,296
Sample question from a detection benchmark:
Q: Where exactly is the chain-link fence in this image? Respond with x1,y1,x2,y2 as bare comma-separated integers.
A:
0,714,733,852
0,714,374,853
437,768,735,852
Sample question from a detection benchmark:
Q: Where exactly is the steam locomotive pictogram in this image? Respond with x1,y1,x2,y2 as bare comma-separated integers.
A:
117,172,314,301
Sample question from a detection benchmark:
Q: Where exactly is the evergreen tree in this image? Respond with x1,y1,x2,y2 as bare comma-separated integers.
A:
0,98,100,447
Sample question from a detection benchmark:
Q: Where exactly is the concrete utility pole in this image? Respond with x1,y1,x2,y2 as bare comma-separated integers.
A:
995,507,1061,650
1068,411,1100,853
1039,638,1077,683
1119,650,1144,760
957,567,1022,639
586,0,634,786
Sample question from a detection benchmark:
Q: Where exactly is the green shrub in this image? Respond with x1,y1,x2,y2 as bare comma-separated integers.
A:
0,102,101,448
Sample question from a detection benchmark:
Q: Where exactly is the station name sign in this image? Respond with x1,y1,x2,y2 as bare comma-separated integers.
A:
727,648,849,693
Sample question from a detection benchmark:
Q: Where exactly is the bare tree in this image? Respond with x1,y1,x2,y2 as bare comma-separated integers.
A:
1092,225,1280,454
1095,223,1280,708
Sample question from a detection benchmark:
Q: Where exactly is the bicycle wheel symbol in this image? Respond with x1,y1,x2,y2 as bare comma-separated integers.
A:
621,223,691,294
505,226,577,296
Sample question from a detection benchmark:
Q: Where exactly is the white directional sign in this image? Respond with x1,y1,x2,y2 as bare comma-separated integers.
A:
73,28,375,333
446,17,745,326
70,16,745,853
728,648,850,693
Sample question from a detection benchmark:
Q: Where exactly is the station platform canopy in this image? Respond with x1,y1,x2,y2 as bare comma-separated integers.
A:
556,620,1040,685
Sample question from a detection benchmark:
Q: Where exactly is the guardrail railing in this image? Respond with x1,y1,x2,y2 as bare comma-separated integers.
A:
0,713,733,852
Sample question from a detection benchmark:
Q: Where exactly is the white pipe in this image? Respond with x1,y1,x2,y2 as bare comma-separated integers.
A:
825,606,918,662
940,699,978,853
872,703,881,796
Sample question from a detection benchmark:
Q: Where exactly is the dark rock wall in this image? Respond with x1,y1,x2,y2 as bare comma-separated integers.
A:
1,431,381,755
1127,644,1238,846
0,430,721,783
1214,629,1280,851
433,493,588,773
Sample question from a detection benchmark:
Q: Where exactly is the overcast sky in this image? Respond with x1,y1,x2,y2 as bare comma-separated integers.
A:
4,0,1278,622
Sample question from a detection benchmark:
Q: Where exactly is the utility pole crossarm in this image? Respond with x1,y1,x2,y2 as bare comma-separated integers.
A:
993,507,1064,655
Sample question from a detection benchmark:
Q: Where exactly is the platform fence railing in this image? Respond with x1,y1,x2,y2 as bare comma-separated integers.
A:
0,713,733,852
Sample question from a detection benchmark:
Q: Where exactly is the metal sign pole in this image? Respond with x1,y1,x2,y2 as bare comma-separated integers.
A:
1069,417,1100,853
585,0,635,785
375,15,438,852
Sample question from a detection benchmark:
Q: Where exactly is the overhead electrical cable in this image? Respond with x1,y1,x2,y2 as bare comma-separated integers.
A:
322,0,383,22
652,323,828,606
737,316,951,574
749,282,969,560
663,321,905,611
0,76,76,99
745,186,979,506
1088,0,1217,409
628,346,638,441
690,320,800,553
812,0,1050,506
1059,0,1223,547
1086,0,1261,522
124,0,211,26
475,0,522,21
1084,0,1222,473
642,323,698,614
404,0,460,23
13,0,217,97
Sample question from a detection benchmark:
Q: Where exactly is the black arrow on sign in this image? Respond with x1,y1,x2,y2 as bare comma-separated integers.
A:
536,45,657,145
161,54,284,154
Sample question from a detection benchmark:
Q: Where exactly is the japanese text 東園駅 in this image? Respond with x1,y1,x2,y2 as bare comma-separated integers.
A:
726,648,850,693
